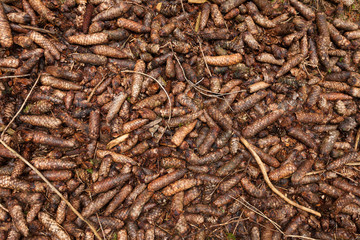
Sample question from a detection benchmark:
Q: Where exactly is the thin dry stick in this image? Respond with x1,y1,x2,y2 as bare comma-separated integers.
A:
96,213,106,240
209,217,248,228
238,136,322,217
0,73,102,239
1,74,41,140
0,140,103,240
194,11,201,32
0,203,8,212
0,74,31,79
231,196,319,240
121,70,172,122
172,52,243,98
355,128,360,151
346,162,360,166
305,170,325,176
19,24,56,35
287,235,319,240
178,0,212,77
172,53,222,97
197,37,212,77
87,74,107,102
231,196,283,233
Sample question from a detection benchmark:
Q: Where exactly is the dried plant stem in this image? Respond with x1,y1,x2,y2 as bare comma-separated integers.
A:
19,24,56,35
122,70,172,121
209,216,247,228
231,196,283,233
197,37,212,77
355,128,360,151
172,53,222,98
0,203,8,212
231,196,319,240
306,170,325,176
0,140,103,240
0,73,102,239
87,75,107,102
346,162,360,166
1,74,41,140
287,235,319,240
0,74,31,79
238,136,322,217
96,213,106,240
172,52,242,98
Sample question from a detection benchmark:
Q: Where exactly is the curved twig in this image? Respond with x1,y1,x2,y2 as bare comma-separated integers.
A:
238,135,322,217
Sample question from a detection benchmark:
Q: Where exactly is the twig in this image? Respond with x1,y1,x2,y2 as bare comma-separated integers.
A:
194,11,201,32
172,52,223,98
178,0,213,78
209,170,242,198
231,196,320,240
0,74,31,79
305,170,325,176
96,213,106,240
355,128,360,151
0,203,8,212
121,70,172,122
237,135,322,217
209,217,248,228
231,196,283,233
0,140,103,240
287,235,319,240
120,34,132,50
19,24,56,35
197,37,212,77
87,74,107,102
172,52,243,98
0,72,102,238
346,162,360,166
334,171,356,184
1,74,41,140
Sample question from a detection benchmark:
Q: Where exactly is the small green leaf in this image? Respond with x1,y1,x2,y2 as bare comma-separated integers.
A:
226,232,236,240
5,87,12,94
23,104,31,113
112,233,117,240
127,96,131,102
327,68,332,73
339,57,344,62
86,168,93,173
